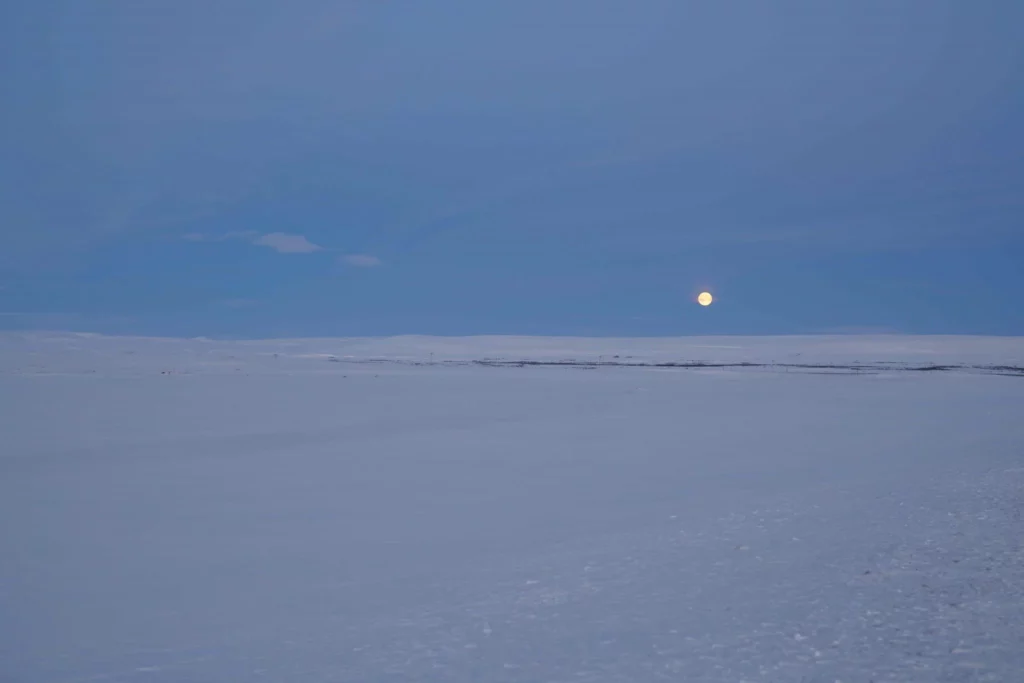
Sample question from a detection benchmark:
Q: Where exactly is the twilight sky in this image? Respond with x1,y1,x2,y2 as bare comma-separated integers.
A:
2,1,1023,337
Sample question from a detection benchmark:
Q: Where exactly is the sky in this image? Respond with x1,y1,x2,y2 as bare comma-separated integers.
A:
1,0,1023,337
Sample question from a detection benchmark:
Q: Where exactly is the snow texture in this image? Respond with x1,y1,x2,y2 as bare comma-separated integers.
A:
1,333,1023,682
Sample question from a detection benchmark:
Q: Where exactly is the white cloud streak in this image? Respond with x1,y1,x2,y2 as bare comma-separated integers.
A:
182,231,257,242
185,231,324,254
252,233,323,254
340,254,382,267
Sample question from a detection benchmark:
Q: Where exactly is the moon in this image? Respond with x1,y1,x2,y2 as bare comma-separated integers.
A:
698,292,713,307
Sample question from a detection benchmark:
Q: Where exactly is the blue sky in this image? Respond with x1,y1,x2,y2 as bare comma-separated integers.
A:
2,1,1023,337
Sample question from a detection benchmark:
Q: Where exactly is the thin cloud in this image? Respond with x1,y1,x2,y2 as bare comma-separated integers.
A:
182,230,257,242
184,230,325,254
217,298,260,309
253,233,323,254
340,254,382,267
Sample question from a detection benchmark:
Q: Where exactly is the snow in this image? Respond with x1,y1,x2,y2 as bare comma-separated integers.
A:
1,333,1023,682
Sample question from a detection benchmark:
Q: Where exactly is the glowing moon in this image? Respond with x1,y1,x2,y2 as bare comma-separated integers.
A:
698,292,713,307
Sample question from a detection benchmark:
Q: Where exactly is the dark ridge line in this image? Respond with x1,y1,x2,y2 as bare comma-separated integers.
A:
980,365,1024,374
473,359,891,371
472,359,763,369
324,356,1024,376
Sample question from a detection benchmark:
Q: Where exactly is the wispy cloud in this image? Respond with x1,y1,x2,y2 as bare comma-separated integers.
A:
340,254,382,267
184,231,324,254
182,231,257,242
252,233,323,254
216,298,260,309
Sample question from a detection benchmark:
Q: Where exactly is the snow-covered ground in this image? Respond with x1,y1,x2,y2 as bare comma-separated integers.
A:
1,333,1023,682
3,332,1024,375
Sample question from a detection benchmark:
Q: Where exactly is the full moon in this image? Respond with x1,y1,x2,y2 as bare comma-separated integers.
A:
698,292,714,306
